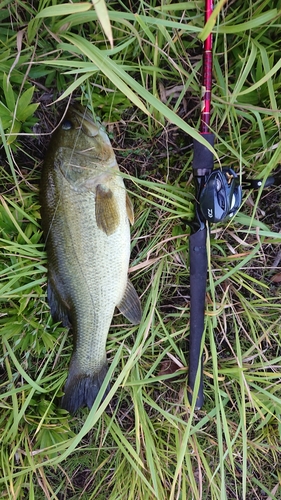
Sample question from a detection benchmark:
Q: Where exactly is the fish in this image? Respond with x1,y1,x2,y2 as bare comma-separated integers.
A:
40,104,142,414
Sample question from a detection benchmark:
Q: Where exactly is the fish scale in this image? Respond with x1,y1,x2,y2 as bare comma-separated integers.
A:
40,105,141,414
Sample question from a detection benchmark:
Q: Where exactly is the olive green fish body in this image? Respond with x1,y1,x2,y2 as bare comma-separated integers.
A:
40,106,141,413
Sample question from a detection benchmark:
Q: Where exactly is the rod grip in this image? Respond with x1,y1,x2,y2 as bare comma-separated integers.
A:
192,134,215,174
188,227,208,409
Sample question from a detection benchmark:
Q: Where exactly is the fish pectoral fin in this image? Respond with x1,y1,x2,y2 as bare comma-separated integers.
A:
126,192,134,225
95,184,120,235
47,274,72,328
118,280,142,325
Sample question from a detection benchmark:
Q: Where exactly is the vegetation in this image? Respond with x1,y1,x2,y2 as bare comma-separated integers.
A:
0,0,281,498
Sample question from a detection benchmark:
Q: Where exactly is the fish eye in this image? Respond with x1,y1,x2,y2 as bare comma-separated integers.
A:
62,119,73,131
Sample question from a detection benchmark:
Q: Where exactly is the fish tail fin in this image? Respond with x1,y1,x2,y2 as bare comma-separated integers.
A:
61,361,109,414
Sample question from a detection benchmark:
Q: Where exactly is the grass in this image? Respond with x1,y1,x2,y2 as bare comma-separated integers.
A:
1,0,281,498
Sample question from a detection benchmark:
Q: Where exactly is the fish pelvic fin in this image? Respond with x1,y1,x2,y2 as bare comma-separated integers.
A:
61,361,109,414
118,280,142,325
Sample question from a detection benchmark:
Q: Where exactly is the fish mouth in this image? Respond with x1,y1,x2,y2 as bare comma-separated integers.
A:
69,104,101,138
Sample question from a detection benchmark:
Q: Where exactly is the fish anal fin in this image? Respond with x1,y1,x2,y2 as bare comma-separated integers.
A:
95,184,120,235
118,280,142,325
47,273,72,328
126,192,134,225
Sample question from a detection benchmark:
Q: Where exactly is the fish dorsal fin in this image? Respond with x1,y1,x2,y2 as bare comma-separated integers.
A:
47,275,72,329
126,193,134,225
95,184,120,235
118,280,142,325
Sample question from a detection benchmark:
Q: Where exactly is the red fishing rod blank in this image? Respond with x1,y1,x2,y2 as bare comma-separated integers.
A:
201,0,213,133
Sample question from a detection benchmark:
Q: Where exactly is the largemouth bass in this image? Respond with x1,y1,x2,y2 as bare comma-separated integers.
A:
40,105,141,414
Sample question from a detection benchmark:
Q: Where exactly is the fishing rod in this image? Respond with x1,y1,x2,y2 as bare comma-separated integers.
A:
186,0,281,408
188,0,242,409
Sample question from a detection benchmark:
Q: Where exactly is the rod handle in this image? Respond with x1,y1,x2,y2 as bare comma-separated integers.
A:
188,227,208,409
192,134,215,174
